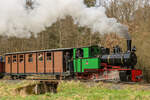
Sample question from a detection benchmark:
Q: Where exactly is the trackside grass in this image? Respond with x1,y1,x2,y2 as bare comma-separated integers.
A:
0,80,150,100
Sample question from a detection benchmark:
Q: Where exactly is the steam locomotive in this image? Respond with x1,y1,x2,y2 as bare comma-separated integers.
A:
0,40,142,82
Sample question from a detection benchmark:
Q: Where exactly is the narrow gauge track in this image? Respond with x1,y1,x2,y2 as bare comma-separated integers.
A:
1,78,149,87
97,80,150,87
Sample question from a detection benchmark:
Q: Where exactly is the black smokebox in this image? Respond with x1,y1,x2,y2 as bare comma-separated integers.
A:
127,40,132,51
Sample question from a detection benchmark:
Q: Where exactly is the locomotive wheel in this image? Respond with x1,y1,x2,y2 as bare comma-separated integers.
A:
119,71,132,82
119,71,127,81
126,75,131,82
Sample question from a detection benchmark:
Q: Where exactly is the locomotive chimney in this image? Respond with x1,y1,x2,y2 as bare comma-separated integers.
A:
127,40,132,51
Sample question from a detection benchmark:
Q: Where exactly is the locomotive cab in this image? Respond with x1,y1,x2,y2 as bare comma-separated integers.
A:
73,45,102,73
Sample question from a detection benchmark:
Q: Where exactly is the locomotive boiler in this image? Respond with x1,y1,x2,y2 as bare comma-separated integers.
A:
101,40,137,67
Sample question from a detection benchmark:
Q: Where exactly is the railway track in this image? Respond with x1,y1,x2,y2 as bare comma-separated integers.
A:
1,76,150,87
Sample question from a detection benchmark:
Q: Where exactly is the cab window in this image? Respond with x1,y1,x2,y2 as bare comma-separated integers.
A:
76,49,83,58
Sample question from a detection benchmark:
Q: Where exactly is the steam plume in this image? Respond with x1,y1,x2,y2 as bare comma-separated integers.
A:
0,0,130,39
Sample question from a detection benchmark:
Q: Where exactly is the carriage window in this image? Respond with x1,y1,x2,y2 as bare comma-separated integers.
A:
28,54,33,62
47,53,51,61
8,56,11,64
13,55,17,63
19,55,24,62
38,53,43,61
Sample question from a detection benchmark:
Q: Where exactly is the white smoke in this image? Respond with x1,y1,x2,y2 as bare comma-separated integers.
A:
0,0,130,39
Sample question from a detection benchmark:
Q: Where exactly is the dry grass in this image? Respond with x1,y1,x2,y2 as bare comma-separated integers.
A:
0,80,150,100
